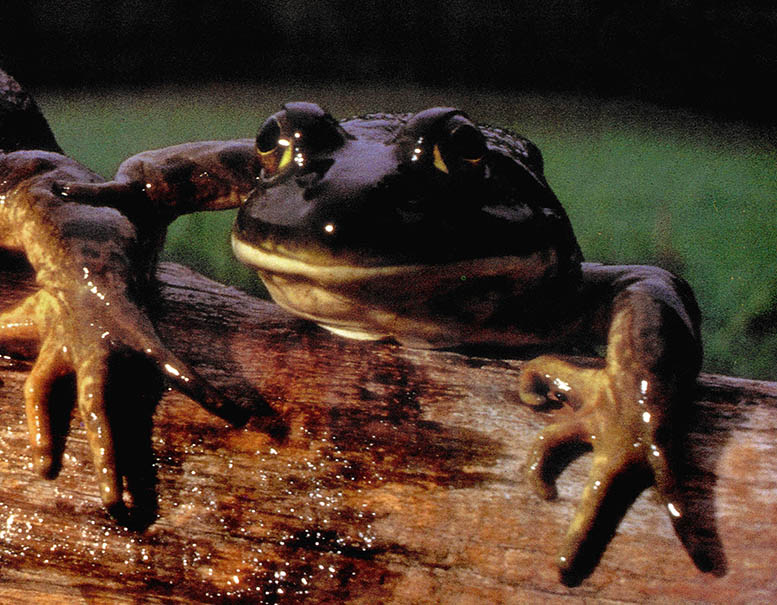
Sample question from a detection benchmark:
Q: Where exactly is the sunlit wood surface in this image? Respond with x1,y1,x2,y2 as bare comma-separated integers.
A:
1,260,776,603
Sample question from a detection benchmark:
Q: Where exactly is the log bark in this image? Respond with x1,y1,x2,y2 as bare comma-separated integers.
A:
1,258,776,604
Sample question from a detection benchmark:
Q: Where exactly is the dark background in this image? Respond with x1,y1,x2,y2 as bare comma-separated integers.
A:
1,0,775,123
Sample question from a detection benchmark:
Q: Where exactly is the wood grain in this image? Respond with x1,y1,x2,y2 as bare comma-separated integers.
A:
1,259,776,603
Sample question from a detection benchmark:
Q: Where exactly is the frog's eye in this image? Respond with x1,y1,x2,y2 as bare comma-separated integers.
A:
256,114,294,178
402,108,487,175
433,116,487,175
257,103,346,180
284,102,347,153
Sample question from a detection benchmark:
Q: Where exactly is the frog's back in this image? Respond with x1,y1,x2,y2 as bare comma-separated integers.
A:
0,68,61,154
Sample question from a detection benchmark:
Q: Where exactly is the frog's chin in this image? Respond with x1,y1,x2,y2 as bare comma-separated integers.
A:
231,233,560,348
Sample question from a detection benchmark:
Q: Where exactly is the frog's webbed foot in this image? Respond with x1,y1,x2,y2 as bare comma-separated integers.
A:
78,316,251,512
1,289,250,515
519,354,687,583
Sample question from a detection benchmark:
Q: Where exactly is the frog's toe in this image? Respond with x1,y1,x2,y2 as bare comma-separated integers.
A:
645,441,690,535
519,356,603,500
117,318,252,425
518,355,602,411
23,343,69,478
649,448,725,574
75,356,123,510
556,449,646,581
526,418,588,500
518,356,564,408
647,440,677,500
173,368,251,426
146,345,252,425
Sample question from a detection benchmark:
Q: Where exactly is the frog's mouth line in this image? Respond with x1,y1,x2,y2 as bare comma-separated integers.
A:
232,233,565,348
231,234,556,287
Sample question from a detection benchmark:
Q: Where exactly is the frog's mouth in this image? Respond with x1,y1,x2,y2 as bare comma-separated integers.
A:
231,233,556,289
231,233,561,346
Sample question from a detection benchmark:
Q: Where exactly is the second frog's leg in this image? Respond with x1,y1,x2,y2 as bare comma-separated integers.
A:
518,265,702,582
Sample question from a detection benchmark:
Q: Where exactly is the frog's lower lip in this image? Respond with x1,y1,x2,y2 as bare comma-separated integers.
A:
231,233,556,286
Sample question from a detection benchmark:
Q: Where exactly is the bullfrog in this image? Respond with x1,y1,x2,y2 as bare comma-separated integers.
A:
233,105,704,580
10,84,703,580
0,69,249,515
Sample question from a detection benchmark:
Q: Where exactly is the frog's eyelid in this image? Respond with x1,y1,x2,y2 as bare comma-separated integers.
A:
258,112,306,179
257,116,282,153
280,102,348,152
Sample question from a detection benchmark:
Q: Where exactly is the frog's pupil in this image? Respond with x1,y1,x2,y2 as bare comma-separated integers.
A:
257,117,281,153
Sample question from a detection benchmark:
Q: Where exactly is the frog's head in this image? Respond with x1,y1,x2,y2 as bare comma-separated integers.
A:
232,103,582,347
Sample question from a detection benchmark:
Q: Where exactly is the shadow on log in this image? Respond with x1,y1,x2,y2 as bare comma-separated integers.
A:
1,260,776,603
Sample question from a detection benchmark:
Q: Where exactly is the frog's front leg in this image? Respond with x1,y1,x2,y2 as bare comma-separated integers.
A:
519,264,702,582
56,139,259,221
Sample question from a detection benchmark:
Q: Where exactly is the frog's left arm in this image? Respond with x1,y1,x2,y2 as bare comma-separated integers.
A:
57,139,259,221
518,262,702,581
1,68,253,513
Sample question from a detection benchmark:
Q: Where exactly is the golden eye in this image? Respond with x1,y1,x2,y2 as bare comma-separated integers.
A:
256,115,293,177
448,122,486,164
432,120,486,175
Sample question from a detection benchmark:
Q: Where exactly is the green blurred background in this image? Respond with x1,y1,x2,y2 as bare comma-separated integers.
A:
36,86,777,380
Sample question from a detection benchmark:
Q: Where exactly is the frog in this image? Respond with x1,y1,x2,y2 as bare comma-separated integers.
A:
0,69,250,517
235,105,704,581
43,100,708,581
52,100,705,581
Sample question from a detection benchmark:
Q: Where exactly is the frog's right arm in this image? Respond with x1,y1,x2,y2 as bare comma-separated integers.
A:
57,139,260,221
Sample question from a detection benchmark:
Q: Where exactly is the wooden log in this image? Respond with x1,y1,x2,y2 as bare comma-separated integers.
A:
1,258,776,603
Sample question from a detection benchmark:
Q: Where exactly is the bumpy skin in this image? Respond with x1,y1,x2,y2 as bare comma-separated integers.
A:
57,102,703,580
0,70,249,513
